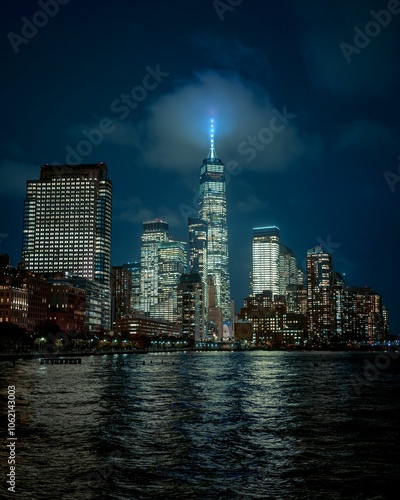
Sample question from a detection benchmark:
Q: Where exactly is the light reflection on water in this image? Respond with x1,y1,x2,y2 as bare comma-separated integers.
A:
1,351,399,499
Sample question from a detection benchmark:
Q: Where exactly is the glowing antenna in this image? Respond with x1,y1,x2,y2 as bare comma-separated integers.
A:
209,118,217,159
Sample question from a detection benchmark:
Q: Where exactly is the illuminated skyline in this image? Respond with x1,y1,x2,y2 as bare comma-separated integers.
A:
1,1,399,332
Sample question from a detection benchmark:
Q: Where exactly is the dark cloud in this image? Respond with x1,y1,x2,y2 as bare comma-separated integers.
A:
104,71,322,174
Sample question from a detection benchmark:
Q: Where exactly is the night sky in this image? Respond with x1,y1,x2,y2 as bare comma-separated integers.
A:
1,0,399,332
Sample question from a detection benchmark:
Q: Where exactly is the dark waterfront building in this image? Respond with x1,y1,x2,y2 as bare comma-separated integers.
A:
0,264,28,329
177,273,204,341
47,281,85,333
206,275,223,340
0,258,48,332
21,272,49,333
238,291,305,346
343,286,386,343
111,265,133,321
113,311,180,338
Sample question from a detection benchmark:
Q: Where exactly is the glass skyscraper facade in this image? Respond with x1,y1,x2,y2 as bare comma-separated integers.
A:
279,243,304,295
139,219,187,322
22,163,112,286
123,261,141,311
156,240,187,322
21,163,113,330
252,226,280,297
198,121,231,323
139,219,169,314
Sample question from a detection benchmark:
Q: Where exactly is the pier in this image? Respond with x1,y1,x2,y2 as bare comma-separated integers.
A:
40,358,82,365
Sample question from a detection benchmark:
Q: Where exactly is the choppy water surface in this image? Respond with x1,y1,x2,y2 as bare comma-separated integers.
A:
1,350,400,499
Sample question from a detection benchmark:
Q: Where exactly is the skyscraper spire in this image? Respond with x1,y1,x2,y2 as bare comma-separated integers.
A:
208,118,217,159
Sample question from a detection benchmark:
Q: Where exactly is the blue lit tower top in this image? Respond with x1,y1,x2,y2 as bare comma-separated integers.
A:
198,118,231,325
209,118,217,159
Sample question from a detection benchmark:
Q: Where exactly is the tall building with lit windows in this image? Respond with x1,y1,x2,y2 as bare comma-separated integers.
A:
306,245,334,342
123,261,141,311
156,240,187,322
22,163,112,286
22,163,112,330
252,226,280,297
139,219,187,321
139,219,170,314
279,243,304,294
111,265,133,321
198,119,231,324
188,217,207,279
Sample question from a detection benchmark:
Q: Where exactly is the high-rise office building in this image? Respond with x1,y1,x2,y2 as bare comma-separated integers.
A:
139,219,169,314
139,219,187,322
206,274,223,339
198,119,231,324
252,226,280,297
188,217,207,279
332,271,346,339
279,243,304,295
156,240,187,322
21,163,112,330
188,217,207,337
22,163,112,286
123,261,141,311
306,245,334,342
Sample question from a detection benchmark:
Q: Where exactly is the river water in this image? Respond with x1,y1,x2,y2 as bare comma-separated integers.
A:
1,350,399,499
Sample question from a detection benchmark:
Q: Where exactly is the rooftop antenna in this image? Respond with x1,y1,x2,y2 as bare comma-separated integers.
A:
208,117,217,159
